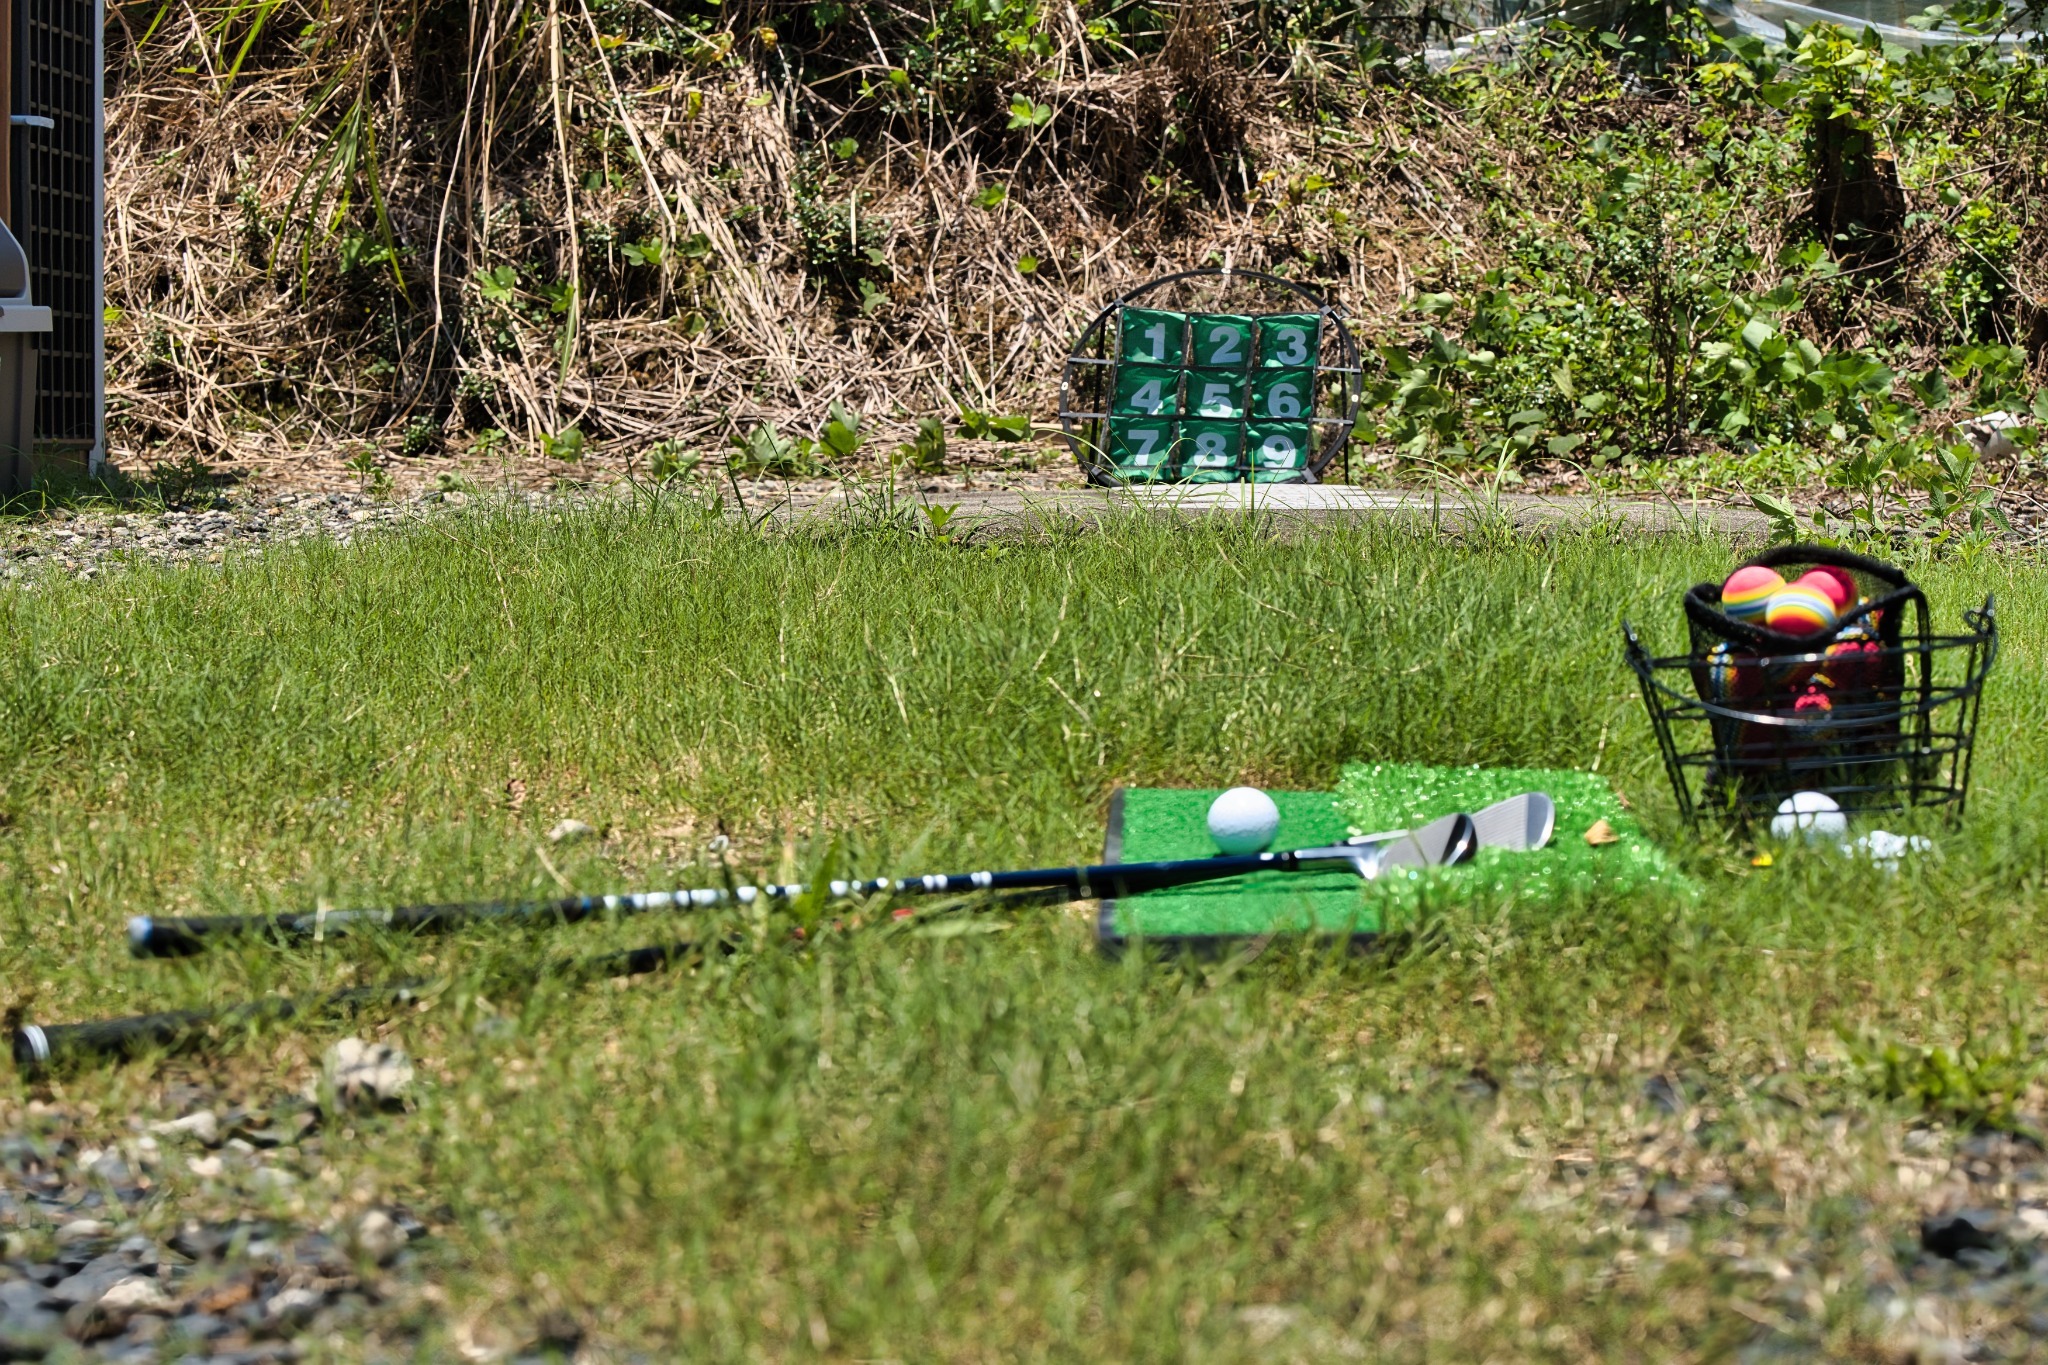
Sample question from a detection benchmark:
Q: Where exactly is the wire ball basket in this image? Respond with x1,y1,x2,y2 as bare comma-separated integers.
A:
1623,547,1999,826
1058,267,1364,486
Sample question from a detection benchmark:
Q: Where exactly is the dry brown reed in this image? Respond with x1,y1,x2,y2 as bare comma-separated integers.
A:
100,0,1505,484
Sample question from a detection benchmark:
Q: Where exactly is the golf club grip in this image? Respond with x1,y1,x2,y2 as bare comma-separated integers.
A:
12,1008,219,1067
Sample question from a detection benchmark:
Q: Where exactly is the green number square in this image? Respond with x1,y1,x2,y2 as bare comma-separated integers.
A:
1112,364,1181,418
1252,368,1315,421
1185,370,1247,420
1107,417,1178,479
1119,308,1187,367
1188,313,1254,369
1178,419,1244,481
1245,421,1312,476
1256,314,1321,369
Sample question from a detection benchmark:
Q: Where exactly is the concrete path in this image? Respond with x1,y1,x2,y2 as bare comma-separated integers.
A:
764,482,1773,540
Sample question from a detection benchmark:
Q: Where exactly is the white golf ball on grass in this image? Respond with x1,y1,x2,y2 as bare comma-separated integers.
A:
1770,790,1848,843
1208,787,1281,855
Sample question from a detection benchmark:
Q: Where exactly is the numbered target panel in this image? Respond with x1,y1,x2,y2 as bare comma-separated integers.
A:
1257,315,1320,369
1106,418,1178,480
1118,308,1187,368
1112,364,1182,418
1188,313,1254,369
1177,420,1243,481
1064,271,1356,486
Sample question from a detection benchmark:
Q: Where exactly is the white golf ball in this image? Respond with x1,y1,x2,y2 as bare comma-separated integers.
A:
1770,790,1847,843
1208,786,1281,855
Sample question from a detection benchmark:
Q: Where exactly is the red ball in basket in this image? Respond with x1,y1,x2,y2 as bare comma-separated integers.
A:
1719,565,1784,623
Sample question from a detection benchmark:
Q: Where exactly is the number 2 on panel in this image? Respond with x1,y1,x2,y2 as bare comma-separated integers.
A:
1207,325,1242,365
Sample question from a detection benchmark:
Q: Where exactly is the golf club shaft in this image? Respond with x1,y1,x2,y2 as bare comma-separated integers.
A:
13,942,695,1072
127,844,1396,957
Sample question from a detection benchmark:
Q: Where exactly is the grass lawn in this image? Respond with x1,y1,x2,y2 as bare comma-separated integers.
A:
4,498,2048,1359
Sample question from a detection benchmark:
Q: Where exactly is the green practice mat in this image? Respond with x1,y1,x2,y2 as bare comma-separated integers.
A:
1098,763,1686,949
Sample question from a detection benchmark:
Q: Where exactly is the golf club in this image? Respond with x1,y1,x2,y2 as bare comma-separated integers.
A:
30,817,1483,1071
12,942,699,1074
124,800,1536,957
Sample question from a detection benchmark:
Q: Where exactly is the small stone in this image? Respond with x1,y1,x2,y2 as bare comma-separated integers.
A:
61,1274,170,1341
1923,1209,2006,1260
172,1311,230,1340
1584,819,1620,846
547,818,595,844
168,1224,226,1261
52,1219,108,1246
93,1278,170,1314
324,1036,414,1109
148,1111,221,1146
250,1166,296,1193
187,1155,225,1179
347,1210,409,1266
0,1305,60,1357
49,1253,145,1305
262,1285,323,1328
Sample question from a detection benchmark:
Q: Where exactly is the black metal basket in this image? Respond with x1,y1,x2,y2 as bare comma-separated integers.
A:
1623,546,1998,825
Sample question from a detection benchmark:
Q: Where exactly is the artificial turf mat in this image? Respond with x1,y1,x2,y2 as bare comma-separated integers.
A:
1099,763,1686,947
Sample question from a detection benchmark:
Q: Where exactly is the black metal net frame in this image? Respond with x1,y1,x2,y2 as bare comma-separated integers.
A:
1624,597,1998,825
1057,268,1364,486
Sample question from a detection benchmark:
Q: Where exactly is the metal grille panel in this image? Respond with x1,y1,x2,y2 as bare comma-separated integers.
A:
14,0,100,453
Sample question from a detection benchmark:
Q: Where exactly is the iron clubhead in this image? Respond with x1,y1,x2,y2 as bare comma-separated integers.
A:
1377,811,1479,872
1468,792,1555,853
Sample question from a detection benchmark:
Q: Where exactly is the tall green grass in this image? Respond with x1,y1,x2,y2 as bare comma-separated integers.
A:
4,503,2048,1357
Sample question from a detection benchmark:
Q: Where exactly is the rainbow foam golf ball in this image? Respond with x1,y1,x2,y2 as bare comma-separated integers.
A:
1721,565,1785,622
1771,790,1847,844
1208,787,1281,855
1766,582,1839,637
1799,566,1857,613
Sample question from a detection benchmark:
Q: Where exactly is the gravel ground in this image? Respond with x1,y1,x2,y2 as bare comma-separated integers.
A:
6,1068,2048,1360
0,1086,447,1363
0,466,1085,583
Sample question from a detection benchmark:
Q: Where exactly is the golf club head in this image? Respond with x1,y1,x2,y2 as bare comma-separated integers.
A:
1296,811,1478,880
1378,811,1479,872
1346,793,1553,854
1469,792,1555,853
